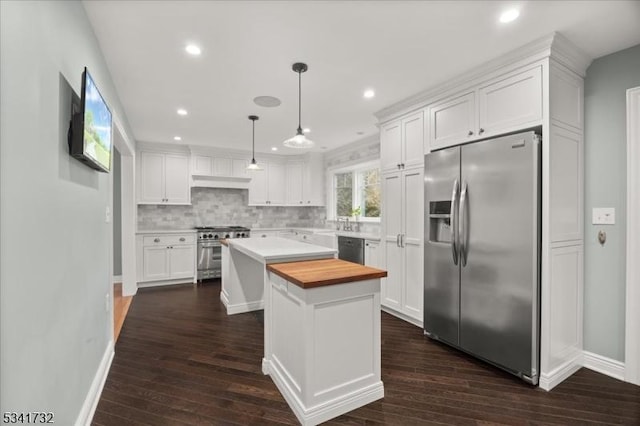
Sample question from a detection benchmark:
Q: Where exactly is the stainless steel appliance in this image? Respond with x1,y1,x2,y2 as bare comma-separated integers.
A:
423,131,540,384
337,236,364,265
196,226,250,280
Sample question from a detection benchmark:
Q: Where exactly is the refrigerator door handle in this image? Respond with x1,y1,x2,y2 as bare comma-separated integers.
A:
450,179,460,265
460,181,469,267
396,234,400,247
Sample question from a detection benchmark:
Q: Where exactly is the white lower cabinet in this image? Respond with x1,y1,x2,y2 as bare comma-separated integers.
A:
381,167,424,326
137,233,196,285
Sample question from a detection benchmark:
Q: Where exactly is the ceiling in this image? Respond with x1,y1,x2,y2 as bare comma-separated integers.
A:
83,1,640,155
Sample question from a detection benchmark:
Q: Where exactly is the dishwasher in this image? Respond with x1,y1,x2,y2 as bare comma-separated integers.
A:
337,236,365,265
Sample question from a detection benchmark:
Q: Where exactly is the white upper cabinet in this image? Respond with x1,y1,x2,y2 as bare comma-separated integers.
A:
380,112,425,173
138,151,190,205
284,153,325,206
232,159,249,178
380,121,402,172
286,162,304,205
248,160,286,206
428,65,543,151
478,66,542,138
429,92,476,150
192,155,212,175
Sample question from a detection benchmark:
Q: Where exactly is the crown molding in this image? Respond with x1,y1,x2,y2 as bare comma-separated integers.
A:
324,133,379,160
375,32,593,123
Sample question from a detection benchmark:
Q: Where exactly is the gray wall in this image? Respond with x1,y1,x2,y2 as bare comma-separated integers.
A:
113,148,122,276
584,44,640,362
138,188,327,230
0,1,133,423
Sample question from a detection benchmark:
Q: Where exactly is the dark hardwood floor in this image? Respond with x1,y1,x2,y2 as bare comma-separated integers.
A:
93,281,640,425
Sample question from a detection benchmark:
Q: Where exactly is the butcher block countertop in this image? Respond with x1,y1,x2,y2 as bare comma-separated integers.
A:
266,258,387,289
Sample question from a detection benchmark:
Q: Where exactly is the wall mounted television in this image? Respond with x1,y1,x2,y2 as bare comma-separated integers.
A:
68,67,112,172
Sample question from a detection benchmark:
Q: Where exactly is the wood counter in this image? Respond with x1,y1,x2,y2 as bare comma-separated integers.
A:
266,258,387,289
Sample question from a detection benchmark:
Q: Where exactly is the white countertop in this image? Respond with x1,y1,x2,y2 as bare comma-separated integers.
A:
136,229,197,235
249,227,381,241
228,237,337,264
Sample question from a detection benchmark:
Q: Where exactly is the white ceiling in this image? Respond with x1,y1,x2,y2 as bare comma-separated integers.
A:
83,0,640,155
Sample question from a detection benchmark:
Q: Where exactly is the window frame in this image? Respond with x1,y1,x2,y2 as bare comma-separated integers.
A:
326,159,381,223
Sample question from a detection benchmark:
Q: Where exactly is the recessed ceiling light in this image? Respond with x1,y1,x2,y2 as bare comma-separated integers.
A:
303,128,311,133
177,108,188,116
271,147,278,151
357,131,365,135
499,9,519,23
185,44,201,56
363,89,375,99
254,96,282,107
174,136,182,141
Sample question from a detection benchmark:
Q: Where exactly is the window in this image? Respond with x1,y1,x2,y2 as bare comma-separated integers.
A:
329,161,381,221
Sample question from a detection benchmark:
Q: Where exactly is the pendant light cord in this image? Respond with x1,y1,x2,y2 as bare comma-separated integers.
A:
297,70,302,134
252,119,256,160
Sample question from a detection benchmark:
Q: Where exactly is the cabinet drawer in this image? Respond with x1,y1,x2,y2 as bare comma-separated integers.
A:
143,234,195,246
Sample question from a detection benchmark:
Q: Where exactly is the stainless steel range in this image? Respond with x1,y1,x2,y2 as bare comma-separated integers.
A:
196,226,251,280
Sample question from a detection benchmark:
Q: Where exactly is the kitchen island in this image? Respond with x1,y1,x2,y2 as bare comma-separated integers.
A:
220,237,336,314
221,238,387,425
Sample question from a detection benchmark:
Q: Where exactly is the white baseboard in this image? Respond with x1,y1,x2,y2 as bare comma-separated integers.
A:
75,340,114,426
220,291,264,315
381,305,423,328
539,352,582,391
583,351,626,381
264,359,384,426
111,275,122,284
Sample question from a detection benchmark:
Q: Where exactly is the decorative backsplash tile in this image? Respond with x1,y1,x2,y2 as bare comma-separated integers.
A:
138,188,327,230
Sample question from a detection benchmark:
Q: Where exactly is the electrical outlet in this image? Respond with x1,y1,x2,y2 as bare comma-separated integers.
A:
105,293,110,312
592,208,615,225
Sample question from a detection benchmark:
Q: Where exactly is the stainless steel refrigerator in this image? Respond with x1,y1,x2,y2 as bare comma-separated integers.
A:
423,131,540,384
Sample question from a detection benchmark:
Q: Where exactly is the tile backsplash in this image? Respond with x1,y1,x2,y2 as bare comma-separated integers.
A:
138,188,327,230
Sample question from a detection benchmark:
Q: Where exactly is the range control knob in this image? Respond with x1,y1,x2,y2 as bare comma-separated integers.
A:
213,234,219,239
208,233,213,238
225,234,230,238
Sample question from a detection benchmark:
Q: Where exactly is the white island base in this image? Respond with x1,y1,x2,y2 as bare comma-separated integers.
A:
263,269,384,426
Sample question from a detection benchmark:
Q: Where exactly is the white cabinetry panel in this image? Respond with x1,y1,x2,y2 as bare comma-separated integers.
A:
192,155,212,175
268,162,286,205
139,151,190,204
550,63,583,131
170,245,195,278
248,165,268,205
382,173,402,310
402,112,425,170
550,126,583,242
402,169,423,319
143,246,170,281
286,162,304,205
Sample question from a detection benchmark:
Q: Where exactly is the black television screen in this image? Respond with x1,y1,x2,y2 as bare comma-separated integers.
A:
69,67,112,172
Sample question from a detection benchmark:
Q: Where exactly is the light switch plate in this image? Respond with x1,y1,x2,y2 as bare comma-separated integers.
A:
592,207,615,225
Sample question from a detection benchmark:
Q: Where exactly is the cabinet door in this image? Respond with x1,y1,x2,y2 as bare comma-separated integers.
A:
143,246,170,281
268,162,286,205
303,153,325,206
139,152,164,203
382,172,403,310
478,66,542,137
402,168,424,321
213,157,233,176
429,92,476,150
192,155,212,176
380,120,402,173
164,154,190,204
364,240,381,268
232,159,249,178
169,245,195,279
248,163,268,205
402,112,425,169
286,162,304,205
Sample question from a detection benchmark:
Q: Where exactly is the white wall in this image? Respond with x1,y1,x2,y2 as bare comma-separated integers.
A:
583,44,640,362
0,1,135,423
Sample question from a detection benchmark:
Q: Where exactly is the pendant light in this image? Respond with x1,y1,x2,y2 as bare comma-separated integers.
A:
246,115,262,170
283,62,314,149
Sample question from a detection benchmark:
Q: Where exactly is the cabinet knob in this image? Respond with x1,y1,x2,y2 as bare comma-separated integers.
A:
179,237,185,242
154,238,160,243
468,130,473,136
307,201,311,204
479,128,485,134
300,201,303,204
397,163,401,169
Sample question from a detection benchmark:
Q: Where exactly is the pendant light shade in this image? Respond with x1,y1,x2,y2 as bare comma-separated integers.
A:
247,115,262,170
283,62,314,149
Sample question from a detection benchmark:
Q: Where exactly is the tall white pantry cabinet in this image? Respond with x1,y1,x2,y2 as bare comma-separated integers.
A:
376,33,588,391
